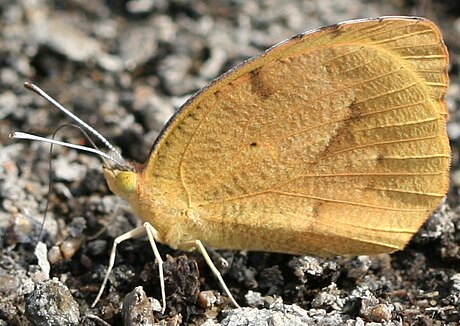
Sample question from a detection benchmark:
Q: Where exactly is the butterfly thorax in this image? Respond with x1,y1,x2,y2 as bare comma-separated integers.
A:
103,166,202,248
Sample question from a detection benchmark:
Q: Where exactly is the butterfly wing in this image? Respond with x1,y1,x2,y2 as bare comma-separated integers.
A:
138,17,450,256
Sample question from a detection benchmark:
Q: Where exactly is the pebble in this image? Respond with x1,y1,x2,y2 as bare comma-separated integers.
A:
122,286,159,326
25,278,80,326
346,256,372,279
0,274,19,295
245,290,264,307
60,236,84,260
289,256,339,283
34,241,50,280
197,290,218,309
0,91,18,119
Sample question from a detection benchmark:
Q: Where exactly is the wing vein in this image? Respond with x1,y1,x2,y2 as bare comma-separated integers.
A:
317,134,439,161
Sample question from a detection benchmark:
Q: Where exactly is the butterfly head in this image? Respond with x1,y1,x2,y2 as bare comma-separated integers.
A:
103,166,138,200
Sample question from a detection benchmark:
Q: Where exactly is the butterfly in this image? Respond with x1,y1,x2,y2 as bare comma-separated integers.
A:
13,16,450,313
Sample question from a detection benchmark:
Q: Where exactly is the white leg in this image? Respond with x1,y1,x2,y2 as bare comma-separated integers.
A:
91,222,166,314
181,240,240,308
143,222,166,313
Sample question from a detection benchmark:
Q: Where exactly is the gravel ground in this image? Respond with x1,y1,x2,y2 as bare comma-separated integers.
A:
2,0,460,325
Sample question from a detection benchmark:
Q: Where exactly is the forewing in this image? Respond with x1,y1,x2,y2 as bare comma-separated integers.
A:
144,17,450,255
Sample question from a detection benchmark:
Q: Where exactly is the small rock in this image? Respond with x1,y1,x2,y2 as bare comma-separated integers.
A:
119,26,158,69
30,16,103,63
311,283,343,311
0,91,18,119
245,290,264,307
47,245,62,265
34,241,50,280
97,54,124,72
125,0,156,15
122,286,158,326
414,205,454,244
53,159,87,182
220,303,348,326
60,236,84,260
157,54,197,95
67,217,86,238
289,256,339,283
198,290,218,309
0,274,19,295
199,47,228,80
200,319,220,326
25,278,80,326
360,303,392,322
346,256,372,279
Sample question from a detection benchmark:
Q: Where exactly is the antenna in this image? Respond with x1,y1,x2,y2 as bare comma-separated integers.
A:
10,84,129,245
11,131,123,166
23,82,125,165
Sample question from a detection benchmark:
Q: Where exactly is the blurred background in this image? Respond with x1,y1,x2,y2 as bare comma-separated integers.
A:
1,0,460,325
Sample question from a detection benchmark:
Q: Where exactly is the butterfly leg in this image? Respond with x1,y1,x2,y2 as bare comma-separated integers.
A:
180,239,240,308
92,222,166,314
